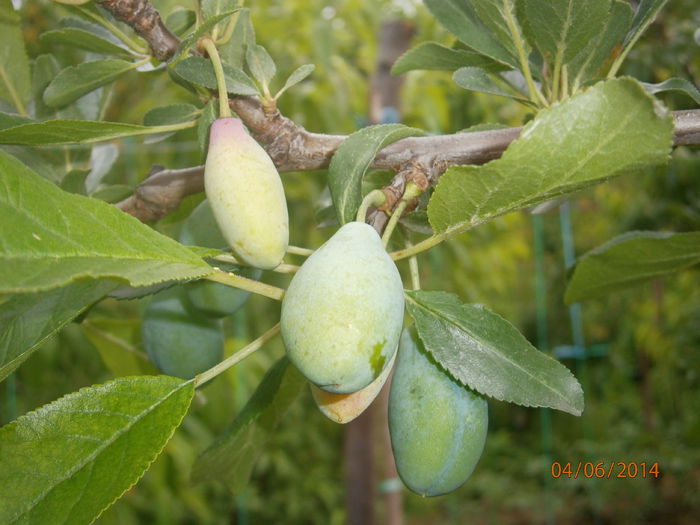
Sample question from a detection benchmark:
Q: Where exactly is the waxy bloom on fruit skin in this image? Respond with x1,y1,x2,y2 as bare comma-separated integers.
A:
204,117,289,270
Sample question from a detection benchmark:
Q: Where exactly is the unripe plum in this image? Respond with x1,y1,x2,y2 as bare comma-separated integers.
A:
142,287,223,379
180,200,262,318
204,117,289,269
281,221,404,394
311,350,396,424
389,327,488,497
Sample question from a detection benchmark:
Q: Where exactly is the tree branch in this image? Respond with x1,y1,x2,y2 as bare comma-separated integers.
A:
97,0,179,61
116,107,700,222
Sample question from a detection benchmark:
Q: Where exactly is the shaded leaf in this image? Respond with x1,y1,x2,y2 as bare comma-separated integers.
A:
165,9,196,36
0,151,212,293
0,119,194,146
643,78,700,105
565,231,700,303
428,78,673,236
220,8,255,68
197,99,219,160
453,67,534,105
172,56,259,96
0,2,30,112
83,321,159,377
519,0,612,67
405,290,584,415
423,0,517,68
192,357,305,491
246,44,276,88
174,10,240,61
329,124,425,225
0,280,118,383
0,376,194,525
623,0,669,49
39,28,133,57
392,41,507,75
44,59,140,108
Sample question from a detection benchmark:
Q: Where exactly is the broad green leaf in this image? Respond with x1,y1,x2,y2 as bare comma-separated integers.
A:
275,64,315,98
0,280,118,383
519,0,611,67
0,119,195,145
565,231,700,303
643,78,700,106
0,151,212,293
0,376,194,525
453,67,534,105
392,42,507,75
202,0,237,22
0,2,30,113
174,10,240,61
623,0,669,49
328,124,425,225
192,357,305,491
44,59,141,108
428,78,673,235
245,44,276,89
31,54,61,120
405,290,584,415
143,104,200,126
472,1,518,57
423,0,517,68
569,0,633,82
197,99,218,159
172,56,259,96
39,28,133,58
220,8,255,68
83,321,159,377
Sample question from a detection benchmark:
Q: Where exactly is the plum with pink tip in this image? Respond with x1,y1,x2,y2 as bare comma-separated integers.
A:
204,117,289,270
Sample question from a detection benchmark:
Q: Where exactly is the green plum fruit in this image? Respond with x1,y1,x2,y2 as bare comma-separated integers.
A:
311,350,396,424
204,117,288,269
281,221,404,394
142,287,223,379
389,327,488,497
180,200,262,317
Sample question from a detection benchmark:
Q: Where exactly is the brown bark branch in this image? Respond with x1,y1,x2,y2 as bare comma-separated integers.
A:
116,108,700,222
97,0,179,61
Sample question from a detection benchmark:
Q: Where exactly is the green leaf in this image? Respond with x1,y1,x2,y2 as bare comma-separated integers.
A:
423,0,517,68
0,151,212,293
275,64,314,99
471,1,518,57
0,111,32,130
428,78,673,236
219,8,255,68
0,119,194,146
565,231,700,303
245,44,276,89
0,2,30,113
143,104,200,126
83,321,159,377
198,99,218,160
172,56,259,96
405,290,584,415
328,124,425,225
0,376,194,525
44,59,141,108
569,0,633,82
39,28,133,58
519,0,612,67
165,8,196,35
453,67,534,105
0,280,118,383
202,0,236,22
392,42,507,75
623,0,669,49
192,357,305,491
174,10,240,61
643,78,700,105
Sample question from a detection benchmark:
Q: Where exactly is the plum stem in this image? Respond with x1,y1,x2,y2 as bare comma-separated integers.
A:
194,323,280,387
204,267,285,300
357,189,387,223
201,38,231,118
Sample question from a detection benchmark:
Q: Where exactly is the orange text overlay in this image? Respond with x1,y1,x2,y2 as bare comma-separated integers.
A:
550,461,660,479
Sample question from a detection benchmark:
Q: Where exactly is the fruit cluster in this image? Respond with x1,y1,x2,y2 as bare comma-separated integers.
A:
142,117,488,496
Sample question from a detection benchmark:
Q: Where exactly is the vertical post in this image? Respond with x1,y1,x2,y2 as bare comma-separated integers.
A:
343,18,413,525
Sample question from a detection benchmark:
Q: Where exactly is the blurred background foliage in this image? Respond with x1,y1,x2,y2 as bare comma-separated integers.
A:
2,0,699,523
